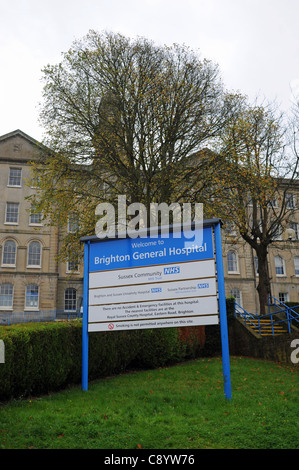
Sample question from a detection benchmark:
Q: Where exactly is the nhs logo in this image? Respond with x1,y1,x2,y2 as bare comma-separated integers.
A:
197,283,209,289
151,287,162,293
164,266,180,275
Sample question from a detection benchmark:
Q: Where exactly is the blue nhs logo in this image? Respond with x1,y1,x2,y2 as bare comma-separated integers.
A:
164,266,180,275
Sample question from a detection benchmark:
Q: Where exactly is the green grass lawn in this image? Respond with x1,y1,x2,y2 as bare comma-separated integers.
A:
0,356,298,449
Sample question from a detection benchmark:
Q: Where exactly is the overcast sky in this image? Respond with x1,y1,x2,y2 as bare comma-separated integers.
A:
1,0,299,141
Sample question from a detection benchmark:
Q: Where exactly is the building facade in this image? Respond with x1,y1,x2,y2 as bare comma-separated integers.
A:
0,130,83,316
222,204,299,313
0,129,298,317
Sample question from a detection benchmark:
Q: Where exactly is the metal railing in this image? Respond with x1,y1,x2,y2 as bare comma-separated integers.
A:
268,296,299,333
234,297,299,336
234,303,265,335
0,309,82,326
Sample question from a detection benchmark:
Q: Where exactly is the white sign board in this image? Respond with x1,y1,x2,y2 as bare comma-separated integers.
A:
81,219,232,400
87,227,218,332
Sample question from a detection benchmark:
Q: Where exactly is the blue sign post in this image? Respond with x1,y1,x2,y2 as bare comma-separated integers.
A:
214,221,232,400
81,218,231,400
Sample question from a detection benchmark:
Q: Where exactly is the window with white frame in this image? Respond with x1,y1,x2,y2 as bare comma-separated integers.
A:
0,283,13,308
269,198,279,209
29,205,42,225
286,193,296,209
27,241,41,267
290,222,299,240
67,214,79,233
272,224,283,241
25,284,39,309
278,292,289,303
5,203,19,224
2,240,16,266
67,255,79,273
64,288,77,311
294,257,299,276
8,168,22,186
230,288,242,307
227,250,239,273
274,255,285,276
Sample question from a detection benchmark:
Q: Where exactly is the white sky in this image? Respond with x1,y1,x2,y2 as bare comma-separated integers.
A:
1,0,299,141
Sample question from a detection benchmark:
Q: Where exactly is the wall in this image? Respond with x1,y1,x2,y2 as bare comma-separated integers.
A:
228,317,299,364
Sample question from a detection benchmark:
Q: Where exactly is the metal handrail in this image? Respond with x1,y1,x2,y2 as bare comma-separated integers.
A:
268,297,299,333
234,302,263,335
234,298,299,336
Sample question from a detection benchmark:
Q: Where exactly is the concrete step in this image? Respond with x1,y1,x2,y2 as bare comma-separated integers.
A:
240,318,287,335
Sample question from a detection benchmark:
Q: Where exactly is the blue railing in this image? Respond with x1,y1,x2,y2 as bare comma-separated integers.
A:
268,297,299,333
234,297,299,336
234,303,264,335
0,309,82,326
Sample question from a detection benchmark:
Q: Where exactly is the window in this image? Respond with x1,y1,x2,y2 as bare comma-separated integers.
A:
29,205,42,225
30,173,40,189
2,240,16,266
67,258,79,272
286,193,296,209
230,288,242,307
0,283,13,308
68,214,79,233
269,198,278,209
227,250,238,273
278,292,289,303
27,241,41,267
272,225,282,241
294,257,299,276
275,255,285,276
8,168,22,186
290,222,299,240
25,284,39,309
224,221,236,236
67,251,79,272
64,288,77,311
5,203,19,224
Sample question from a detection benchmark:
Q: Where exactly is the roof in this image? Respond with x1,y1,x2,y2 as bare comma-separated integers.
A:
0,129,40,146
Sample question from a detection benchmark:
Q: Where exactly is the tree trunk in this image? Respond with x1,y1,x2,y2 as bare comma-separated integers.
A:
256,245,271,316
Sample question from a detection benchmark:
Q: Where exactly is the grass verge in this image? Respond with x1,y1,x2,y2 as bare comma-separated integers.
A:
0,356,298,449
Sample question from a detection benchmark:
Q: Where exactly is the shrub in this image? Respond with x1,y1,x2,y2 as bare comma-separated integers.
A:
88,329,141,380
0,322,201,399
0,322,81,398
132,328,184,369
0,299,235,399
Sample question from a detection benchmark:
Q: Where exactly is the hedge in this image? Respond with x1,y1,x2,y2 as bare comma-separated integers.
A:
0,321,206,400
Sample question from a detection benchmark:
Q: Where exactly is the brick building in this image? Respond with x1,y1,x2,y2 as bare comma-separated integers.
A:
222,187,299,313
